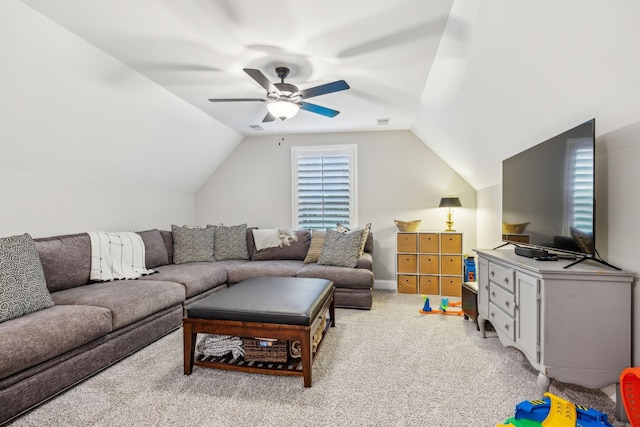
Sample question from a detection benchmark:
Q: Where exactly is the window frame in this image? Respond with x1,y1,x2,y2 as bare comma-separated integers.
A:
291,144,358,230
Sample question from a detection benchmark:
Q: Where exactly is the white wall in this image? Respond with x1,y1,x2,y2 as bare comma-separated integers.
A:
196,130,476,284
600,120,640,366
476,184,501,250
0,1,242,236
0,170,195,238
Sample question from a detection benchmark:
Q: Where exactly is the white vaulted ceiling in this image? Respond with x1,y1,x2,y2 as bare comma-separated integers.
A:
12,0,640,191
19,0,454,136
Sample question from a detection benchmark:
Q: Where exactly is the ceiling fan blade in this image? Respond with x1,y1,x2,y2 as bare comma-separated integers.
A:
243,68,278,93
262,112,277,122
208,98,266,102
298,80,350,99
299,102,340,118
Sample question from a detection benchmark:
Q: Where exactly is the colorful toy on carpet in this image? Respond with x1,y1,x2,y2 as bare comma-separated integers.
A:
419,296,463,315
497,392,614,427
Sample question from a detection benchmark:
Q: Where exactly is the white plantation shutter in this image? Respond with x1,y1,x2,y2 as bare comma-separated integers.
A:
292,146,357,229
569,142,594,233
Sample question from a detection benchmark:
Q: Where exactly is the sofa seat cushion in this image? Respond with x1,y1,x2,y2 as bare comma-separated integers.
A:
226,260,305,284
0,304,112,380
140,261,241,298
296,263,374,289
51,280,185,330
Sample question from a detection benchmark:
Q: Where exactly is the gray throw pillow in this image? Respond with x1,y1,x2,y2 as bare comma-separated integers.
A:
0,233,55,323
213,224,249,260
171,225,215,264
317,228,365,268
337,222,371,256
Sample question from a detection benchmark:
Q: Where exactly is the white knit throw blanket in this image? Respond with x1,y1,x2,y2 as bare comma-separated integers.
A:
196,335,244,360
89,231,154,281
252,228,298,251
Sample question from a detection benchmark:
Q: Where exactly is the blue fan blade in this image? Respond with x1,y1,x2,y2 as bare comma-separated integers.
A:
298,80,350,99
299,102,340,118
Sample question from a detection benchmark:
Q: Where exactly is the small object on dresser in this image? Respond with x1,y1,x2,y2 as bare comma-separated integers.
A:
502,222,530,234
394,220,421,232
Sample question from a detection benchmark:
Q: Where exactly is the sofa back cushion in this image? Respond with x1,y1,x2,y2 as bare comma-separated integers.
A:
34,233,91,292
159,230,174,264
136,229,169,268
251,229,311,261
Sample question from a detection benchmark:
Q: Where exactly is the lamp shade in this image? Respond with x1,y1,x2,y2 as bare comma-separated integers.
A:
438,197,462,208
266,100,299,120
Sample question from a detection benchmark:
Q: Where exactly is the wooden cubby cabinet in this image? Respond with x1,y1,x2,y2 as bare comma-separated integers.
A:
396,231,463,297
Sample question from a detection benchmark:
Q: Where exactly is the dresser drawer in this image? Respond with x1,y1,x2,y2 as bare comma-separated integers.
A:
418,233,439,253
397,254,417,273
441,276,462,297
489,302,515,341
440,233,462,254
419,275,439,295
441,255,462,276
489,282,515,317
488,261,515,292
419,254,439,274
398,275,417,294
397,233,417,253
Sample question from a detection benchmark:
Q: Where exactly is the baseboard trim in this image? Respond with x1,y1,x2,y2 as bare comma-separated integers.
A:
374,279,396,291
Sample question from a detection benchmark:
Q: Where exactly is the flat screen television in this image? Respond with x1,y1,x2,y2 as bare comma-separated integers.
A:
502,119,596,258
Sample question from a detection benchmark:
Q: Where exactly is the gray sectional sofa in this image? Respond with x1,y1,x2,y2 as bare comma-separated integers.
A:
0,226,373,425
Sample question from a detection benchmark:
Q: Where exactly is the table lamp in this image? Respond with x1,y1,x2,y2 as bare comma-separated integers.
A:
438,197,462,232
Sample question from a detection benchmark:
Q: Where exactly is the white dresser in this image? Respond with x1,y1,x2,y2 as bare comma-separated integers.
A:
476,248,633,417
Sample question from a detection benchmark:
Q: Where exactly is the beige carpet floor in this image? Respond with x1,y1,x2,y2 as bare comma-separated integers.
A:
9,291,626,426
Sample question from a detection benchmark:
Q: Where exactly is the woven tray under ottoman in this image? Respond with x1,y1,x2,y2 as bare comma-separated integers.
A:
244,338,289,362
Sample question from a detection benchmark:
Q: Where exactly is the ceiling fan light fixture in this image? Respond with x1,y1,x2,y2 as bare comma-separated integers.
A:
266,100,299,120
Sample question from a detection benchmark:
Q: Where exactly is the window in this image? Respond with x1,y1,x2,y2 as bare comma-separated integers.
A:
567,138,594,233
292,145,357,230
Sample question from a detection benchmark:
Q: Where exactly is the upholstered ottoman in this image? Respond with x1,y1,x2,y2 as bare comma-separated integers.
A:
183,276,335,387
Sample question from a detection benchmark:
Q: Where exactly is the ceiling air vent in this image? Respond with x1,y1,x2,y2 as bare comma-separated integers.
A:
376,118,390,126
248,124,265,131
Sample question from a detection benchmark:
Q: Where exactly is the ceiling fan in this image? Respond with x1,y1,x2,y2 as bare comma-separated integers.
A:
208,67,350,122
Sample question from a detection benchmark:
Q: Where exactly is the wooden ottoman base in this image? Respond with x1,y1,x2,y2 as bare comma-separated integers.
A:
183,277,335,387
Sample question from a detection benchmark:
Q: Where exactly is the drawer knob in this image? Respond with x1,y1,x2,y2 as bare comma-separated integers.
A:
491,291,495,297
504,301,510,308
490,271,495,277
503,277,509,284
490,312,495,318
504,324,509,330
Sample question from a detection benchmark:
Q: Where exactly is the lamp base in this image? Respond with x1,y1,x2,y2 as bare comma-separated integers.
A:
444,211,456,233
444,229,457,232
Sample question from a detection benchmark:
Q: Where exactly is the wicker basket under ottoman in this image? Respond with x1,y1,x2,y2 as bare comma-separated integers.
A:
243,338,289,362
